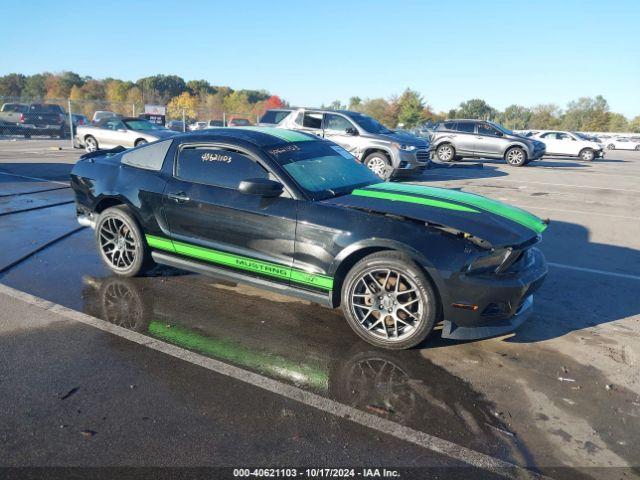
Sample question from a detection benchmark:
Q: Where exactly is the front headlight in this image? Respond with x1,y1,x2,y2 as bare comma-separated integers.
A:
392,142,417,151
467,248,513,274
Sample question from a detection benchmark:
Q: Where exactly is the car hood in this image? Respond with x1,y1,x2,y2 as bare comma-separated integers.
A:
323,183,548,247
369,131,429,147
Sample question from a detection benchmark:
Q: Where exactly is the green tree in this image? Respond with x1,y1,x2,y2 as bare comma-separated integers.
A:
396,88,425,128
500,105,532,130
186,79,216,98
0,73,26,97
528,104,562,129
137,74,186,103
359,98,394,126
348,96,362,110
455,98,496,120
606,113,628,132
22,74,48,99
223,91,252,114
561,95,609,131
629,116,640,133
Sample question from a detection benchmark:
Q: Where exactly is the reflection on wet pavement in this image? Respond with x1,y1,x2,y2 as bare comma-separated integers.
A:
2,229,639,479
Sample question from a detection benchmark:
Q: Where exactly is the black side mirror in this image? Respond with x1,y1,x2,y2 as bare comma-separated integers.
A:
494,131,503,137
345,127,358,136
238,178,284,197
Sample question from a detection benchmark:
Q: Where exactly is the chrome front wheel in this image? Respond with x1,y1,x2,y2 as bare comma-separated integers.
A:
349,268,423,342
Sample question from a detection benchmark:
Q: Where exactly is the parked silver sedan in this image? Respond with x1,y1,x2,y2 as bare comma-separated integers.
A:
76,117,178,152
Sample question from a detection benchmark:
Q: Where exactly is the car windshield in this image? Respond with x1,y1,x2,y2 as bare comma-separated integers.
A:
345,112,393,134
573,132,591,140
123,119,164,131
488,122,514,135
269,141,380,200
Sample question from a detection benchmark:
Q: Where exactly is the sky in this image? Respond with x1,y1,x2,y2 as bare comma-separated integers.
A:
2,0,639,117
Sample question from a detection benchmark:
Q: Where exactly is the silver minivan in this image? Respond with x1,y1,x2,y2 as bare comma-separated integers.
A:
278,108,430,178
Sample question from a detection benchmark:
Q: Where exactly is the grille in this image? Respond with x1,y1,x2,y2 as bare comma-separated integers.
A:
416,149,430,162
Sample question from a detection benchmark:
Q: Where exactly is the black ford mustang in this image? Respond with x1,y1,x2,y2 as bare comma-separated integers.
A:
70,127,548,349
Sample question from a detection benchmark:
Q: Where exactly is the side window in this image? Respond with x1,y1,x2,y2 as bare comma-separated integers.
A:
105,119,124,130
176,146,268,189
324,114,355,132
557,133,570,140
302,112,323,129
456,121,475,133
122,140,173,171
477,123,499,136
442,122,457,131
541,132,557,139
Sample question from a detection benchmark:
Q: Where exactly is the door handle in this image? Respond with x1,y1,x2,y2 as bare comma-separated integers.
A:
476,136,484,139
167,192,190,203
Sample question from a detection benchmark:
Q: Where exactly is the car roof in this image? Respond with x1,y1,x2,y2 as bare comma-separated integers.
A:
188,127,318,147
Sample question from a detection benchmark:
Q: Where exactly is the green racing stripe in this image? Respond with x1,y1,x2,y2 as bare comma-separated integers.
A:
146,234,333,290
351,188,479,213
238,126,314,143
355,183,547,234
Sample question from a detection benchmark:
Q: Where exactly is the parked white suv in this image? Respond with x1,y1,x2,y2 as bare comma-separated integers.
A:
532,131,605,161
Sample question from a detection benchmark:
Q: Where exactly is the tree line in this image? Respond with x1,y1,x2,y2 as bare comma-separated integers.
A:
0,72,637,132
328,90,639,132
0,72,284,119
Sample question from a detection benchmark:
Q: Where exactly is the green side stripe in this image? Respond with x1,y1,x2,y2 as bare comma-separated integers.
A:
146,235,175,252
238,126,314,143
364,183,547,234
148,321,329,391
146,234,333,290
351,188,479,213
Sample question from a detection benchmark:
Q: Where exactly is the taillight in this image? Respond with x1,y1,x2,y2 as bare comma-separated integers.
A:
19,114,25,123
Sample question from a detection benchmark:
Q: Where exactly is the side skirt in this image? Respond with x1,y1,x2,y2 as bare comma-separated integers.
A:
151,251,334,308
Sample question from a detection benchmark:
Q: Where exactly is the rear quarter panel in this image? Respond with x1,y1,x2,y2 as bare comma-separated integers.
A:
70,154,170,236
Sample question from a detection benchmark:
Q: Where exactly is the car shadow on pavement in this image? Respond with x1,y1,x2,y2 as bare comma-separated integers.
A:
510,220,638,343
410,163,509,182
0,162,74,183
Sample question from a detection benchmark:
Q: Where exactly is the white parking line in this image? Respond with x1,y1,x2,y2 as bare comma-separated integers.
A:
426,172,640,193
0,283,545,480
0,171,69,186
548,263,640,281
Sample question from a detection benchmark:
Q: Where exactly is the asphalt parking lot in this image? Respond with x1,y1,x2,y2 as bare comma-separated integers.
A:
1,139,639,479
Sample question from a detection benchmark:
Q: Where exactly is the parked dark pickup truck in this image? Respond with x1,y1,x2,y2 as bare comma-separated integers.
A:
20,104,68,138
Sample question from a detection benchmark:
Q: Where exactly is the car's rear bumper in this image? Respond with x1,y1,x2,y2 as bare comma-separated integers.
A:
438,247,547,340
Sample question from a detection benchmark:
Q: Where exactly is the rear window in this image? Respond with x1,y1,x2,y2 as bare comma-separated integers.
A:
456,121,475,133
29,104,64,114
2,104,28,113
121,139,173,171
259,110,291,125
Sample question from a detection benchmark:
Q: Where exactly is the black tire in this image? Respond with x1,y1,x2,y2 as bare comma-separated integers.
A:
84,135,98,152
95,205,154,277
341,251,438,350
635,145,640,151
607,144,615,150
579,148,595,162
505,146,527,167
364,151,392,180
436,143,455,162
135,139,148,147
